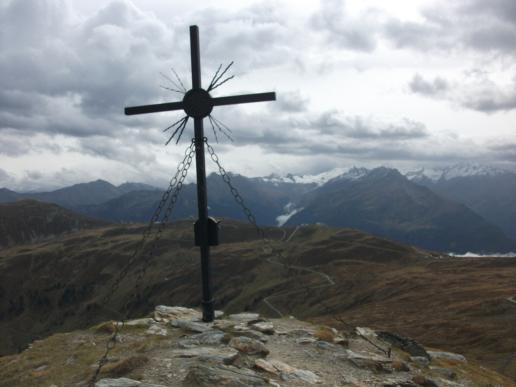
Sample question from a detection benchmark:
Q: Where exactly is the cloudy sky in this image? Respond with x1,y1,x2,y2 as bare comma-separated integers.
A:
1,0,515,190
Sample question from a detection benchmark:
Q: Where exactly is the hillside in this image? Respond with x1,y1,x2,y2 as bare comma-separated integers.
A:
0,221,515,380
287,167,516,253
0,200,108,248
0,306,513,386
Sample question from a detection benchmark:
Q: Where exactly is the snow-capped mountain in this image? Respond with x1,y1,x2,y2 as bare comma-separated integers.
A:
405,164,510,183
284,167,516,253
260,167,369,187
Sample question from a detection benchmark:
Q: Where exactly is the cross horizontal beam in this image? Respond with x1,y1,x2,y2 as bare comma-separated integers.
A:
212,92,276,107
124,92,276,116
125,101,183,115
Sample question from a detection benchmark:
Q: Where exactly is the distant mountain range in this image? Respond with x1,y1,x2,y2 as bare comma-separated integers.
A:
405,164,516,242
0,180,158,208
285,167,515,253
1,164,515,253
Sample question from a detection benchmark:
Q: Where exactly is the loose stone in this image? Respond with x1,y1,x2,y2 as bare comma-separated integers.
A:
146,325,167,336
178,330,225,348
95,378,166,387
154,306,201,322
125,318,155,327
427,351,466,363
172,347,239,365
250,321,274,335
229,336,270,357
170,319,212,333
228,312,261,322
183,364,269,386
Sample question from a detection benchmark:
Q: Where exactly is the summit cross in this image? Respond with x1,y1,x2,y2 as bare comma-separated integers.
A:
124,25,276,322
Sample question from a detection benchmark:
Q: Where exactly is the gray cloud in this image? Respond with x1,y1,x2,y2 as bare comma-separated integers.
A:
385,0,516,56
409,74,449,96
1,0,515,188
311,0,379,52
409,72,516,113
489,143,516,162
206,107,429,163
312,111,428,140
271,91,309,113
0,168,15,188
0,0,177,139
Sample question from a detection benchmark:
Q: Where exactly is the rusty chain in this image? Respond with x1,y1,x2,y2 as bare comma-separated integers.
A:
205,137,295,267
89,140,195,386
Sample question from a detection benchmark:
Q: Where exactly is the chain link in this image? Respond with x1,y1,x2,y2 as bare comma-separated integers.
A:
205,138,291,263
89,140,195,386
205,138,263,238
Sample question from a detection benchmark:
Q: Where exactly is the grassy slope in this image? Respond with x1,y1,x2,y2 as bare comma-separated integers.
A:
0,200,108,248
0,221,515,380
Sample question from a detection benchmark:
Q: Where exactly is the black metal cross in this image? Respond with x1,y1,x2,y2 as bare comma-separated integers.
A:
124,25,276,322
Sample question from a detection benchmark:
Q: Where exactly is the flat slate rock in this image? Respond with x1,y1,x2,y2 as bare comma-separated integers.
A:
154,306,201,322
428,351,466,363
124,318,155,327
178,330,225,348
228,313,260,322
229,326,269,343
182,364,269,386
171,319,213,333
95,378,166,387
172,347,239,365
229,336,270,357
250,322,274,335
255,359,321,384
377,331,430,359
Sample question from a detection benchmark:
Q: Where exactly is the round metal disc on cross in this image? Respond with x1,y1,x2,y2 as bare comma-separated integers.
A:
182,88,213,118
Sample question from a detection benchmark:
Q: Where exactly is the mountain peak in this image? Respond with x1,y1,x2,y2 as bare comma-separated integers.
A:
406,163,510,182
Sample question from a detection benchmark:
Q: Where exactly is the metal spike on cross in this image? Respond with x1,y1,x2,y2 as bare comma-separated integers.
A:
124,25,276,322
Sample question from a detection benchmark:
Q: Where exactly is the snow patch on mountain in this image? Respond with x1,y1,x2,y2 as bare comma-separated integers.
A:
262,167,369,187
406,164,510,182
276,202,303,226
448,252,516,258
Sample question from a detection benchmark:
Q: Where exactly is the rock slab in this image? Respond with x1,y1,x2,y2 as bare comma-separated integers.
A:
183,364,269,386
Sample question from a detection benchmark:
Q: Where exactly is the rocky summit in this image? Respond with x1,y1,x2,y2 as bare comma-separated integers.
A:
0,306,512,387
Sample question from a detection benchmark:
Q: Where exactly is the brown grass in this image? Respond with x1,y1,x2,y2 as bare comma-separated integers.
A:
101,355,149,378
1,221,515,382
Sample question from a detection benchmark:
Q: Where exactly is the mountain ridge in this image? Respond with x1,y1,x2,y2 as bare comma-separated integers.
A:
285,167,516,253
1,163,515,252
0,200,108,248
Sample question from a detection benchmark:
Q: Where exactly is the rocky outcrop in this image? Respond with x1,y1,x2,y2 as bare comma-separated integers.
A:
0,305,512,386
87,306,512,387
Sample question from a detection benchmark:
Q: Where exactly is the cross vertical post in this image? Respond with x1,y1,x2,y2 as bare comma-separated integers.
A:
124,25,276,324
190,25,214,322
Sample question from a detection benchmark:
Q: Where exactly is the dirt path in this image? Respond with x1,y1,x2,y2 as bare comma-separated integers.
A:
262,226,335,318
